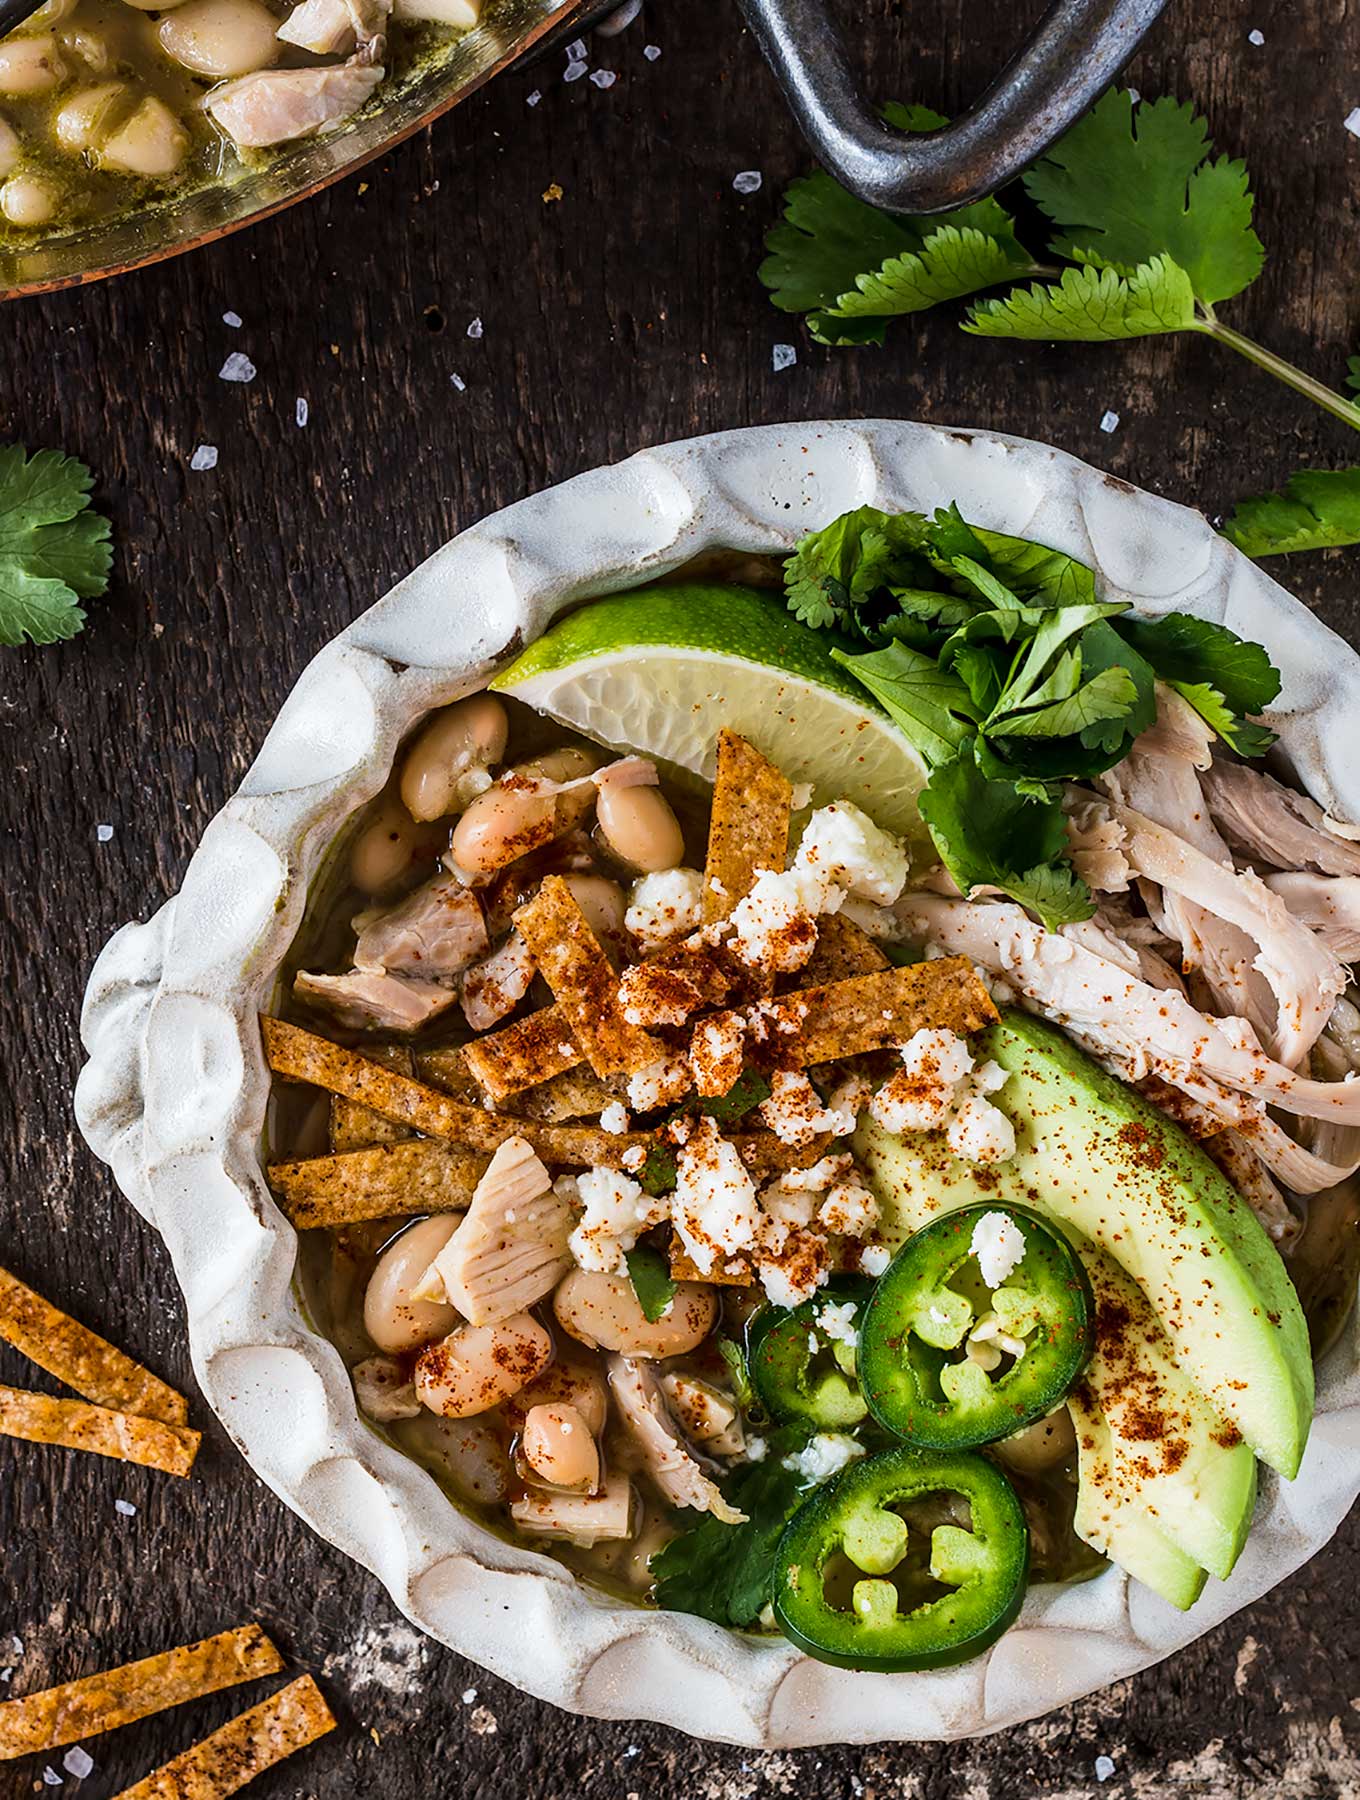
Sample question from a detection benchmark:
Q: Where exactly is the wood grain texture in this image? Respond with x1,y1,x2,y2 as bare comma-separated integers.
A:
4,0,1360,1794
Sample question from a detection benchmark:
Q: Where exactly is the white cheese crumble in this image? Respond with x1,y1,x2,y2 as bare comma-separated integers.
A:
744,1435,768,1463
689,1010,746,1096
599,1100,630,1135
672,1118,761,1273
757,1255,830,1309
758,1070,858,1147
816,1299,859,1349
947,1094,1018,1165
970,1210,1027,1288
860,1244,891,1277
783,1432,866,1484
625,867,704,950
626,1053,691,1112
569,1166,668,1273
728,863,835,972
793,800,910,906
817,1175,878,1238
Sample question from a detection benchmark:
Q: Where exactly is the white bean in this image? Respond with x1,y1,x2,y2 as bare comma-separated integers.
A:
596,784,685,873
415,1312,552,1418
53,81,126,154
0,116,21,179
27,0,77,24
399,693,509,824
553,1269,717,1358
363,1215,461,1354
0,37,66,96
99,96,188,175
521,1402,600,1492
350,795,421,896
993,1407,1077,1475
0,173,56,226
560,873,626,944
449,745,599,874
158,0,279,76
515,1354,608,1435
58,27,112,73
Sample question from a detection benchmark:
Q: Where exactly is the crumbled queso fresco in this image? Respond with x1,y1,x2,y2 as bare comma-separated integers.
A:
970,1210,1027,1288
783,1432,867,1483
869,1028,1016,1163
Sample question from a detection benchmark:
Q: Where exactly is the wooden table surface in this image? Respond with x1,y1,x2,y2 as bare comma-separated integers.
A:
5,0,1360,1793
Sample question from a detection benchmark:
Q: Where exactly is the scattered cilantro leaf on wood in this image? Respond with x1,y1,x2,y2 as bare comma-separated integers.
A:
1222,467,1360,557
650,1458,806,1629
963,256,1197,342
624,1246,678,1323
0,446,112,648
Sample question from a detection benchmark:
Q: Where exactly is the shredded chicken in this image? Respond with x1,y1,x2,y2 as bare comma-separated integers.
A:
1202,760,1360,878
461,931,536,1031
421,1137,572,1326
206,53,384,148
1263,873,1360,962
606,1355,747,1524
510,1470,634,1543
353,873,488,980
293,967,459,1031
351,1354,421,1420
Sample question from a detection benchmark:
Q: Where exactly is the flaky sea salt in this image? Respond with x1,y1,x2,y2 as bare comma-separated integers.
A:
467,316,484,339
643,43,660,59
450,373,466,392
461,1687,477,1704
1099,409,1120,433
565,36,586,60
590,69,617,89
526,89,542,106
1095,1756,1117,1783
114,1498,137,1516
1247,28,1264,43
222,310,242,329
189,444,218,472
95,823,114,843
732,170,762,194
41,1769,61,1787
63,1748,94,1780
1346,108,1360,138
772,343,797,371
295,397,309,427
218,351,256,383
563,59,587,82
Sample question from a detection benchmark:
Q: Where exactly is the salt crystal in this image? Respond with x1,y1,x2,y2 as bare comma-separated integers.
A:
590,69,616,88
772,343,797,371
565,36,586,60
95,824,114,843
42,1769,62,1787
643,43,660,59
1346,108,1360,138
218,351,256,383
461,1687,477,1703
63,1748,94,1780
732,170,762,194
1099,409,1120,433
114,1498,137,1517
295,397,309,427
467,317,484,339
222,310,242,329
563,61,587,82
189,444,218,472
526,89,542,106
450,373,467,392
1247,27,1264,43
1095,1755,1116,1783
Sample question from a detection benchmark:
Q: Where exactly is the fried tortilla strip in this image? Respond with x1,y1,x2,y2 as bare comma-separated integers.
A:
730,1131,833,1180
507,1065,621,1124
268,1140,488,1229
702,730,792,925
111,1675,336,1800
462,1005,582,1102
750,958,997,1067
0,1626,281,1760
0,1387,200,1477
263,1020,652,1169
330,1043,414,1153
802,912,891,984
668,1241,753,1287
415,1043,486,1103
515,877,660,1077
0,1266,188,1428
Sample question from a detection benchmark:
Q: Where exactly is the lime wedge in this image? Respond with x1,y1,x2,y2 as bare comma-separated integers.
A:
492,583,930,845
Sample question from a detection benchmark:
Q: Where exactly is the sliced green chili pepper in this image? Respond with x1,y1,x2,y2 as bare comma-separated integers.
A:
858,1205,1093,1450
747,1277,874,1430
774,1445,1028,1670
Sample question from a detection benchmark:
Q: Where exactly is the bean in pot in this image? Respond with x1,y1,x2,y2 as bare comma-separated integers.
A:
363,1215,462,1355
158,0,279,77
515,1353,608,1435
521,1402,600,1492
99,97,189,176
450,745,600,875
0,37,66,97
560,873,626,945
399,693,509,823
0,173,56,225
54,82,127,154
415,1313,552,1418
0,116,18,178
596,783,685,874
553,1269,717,1358
350,794,421,896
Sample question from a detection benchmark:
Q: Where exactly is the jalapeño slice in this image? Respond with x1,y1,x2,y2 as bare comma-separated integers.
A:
859,1205,1093,1450
748,1277,873,1430
774,1445,1028,1671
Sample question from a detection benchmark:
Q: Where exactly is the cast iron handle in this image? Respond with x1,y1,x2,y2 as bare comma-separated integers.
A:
736,0,1169,214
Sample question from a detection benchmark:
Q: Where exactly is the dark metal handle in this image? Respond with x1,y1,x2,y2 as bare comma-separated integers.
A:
737,0,1169,214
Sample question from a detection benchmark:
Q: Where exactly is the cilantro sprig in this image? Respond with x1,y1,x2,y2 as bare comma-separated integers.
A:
0,446,113,648
761,91,1360,537
784,503,1281,926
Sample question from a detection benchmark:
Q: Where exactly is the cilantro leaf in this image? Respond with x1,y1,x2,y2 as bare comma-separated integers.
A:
716,1336,754,1410
638,1141,678,1198
698,1068,772,1123
1023,90,1264,305
917,755,1094,927
784,505,930,638
1163,681,1276,758
810,224,1037,342
1222,466,1360,557
987,664,1138,739
624,1246,678,1324
0,445,113,648
963,256,1197,342
761,172,921,322
965,524,1098,608
830,641,978,766
1116,609,1280,731
1075,617,1157,751
650,1458,805,1628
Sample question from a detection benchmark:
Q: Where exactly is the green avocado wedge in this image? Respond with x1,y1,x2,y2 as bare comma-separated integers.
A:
856,1010,1312,1481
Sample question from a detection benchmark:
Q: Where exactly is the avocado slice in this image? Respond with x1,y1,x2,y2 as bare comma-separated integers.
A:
857,1113,1258,1602
857,1010,1312,1478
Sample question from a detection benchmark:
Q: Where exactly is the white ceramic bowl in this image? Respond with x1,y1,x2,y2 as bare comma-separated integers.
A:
75,421,1360,1746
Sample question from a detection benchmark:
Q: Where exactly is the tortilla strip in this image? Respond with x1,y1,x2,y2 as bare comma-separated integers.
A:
265,1018,660,1166
703,730,792,925
514,877,660,1077
0,1266,188,1428
268,1139,488,1229
748,958,998,1067
0,1626,281,1760
330,1043,414,1153
0,1386,200,1477
802,912,891,984
668,1242,753,1286
507,1065,621,1124
462,1005,582,1102
111,1675,336,1800
415,1043,486,1103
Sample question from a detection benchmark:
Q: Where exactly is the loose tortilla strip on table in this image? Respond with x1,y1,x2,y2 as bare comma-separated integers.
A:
702,730,793,925
514,877,660,1078
330,1043,414,1153
749,958,997,1067
0,1266,188,1428
802,912,891,984
111,1675,336,1800
268,1139,488,1229
462,1005,582,1101
0,1625,281,1760
0,1386,200,1477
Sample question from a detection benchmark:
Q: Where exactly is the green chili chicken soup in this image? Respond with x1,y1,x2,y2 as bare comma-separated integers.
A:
262,508,1360,1668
